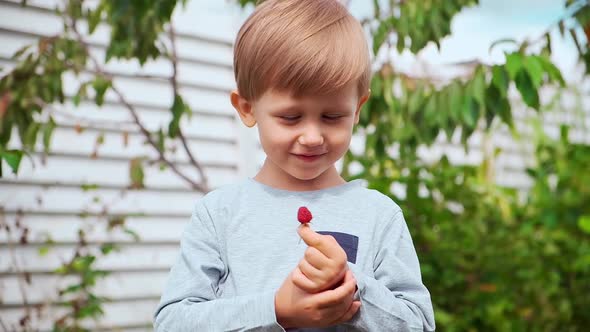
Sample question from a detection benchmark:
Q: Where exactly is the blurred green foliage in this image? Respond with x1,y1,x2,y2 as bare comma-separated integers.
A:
237,0,590,330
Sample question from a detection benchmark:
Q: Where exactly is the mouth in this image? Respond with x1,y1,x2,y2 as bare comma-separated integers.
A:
293,153,326,162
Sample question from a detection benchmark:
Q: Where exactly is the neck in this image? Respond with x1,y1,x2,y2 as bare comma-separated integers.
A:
254,159,345,191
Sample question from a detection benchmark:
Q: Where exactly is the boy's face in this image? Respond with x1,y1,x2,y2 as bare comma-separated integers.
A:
231,81,369,190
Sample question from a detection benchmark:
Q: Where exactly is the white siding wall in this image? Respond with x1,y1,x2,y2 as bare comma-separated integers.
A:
0,0,256,330
0,0,589,331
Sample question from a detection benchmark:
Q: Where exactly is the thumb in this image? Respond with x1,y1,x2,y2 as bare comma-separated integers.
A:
297,224,322,248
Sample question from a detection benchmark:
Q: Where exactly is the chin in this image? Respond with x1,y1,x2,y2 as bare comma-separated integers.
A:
286,168,326,181
291,173,319,181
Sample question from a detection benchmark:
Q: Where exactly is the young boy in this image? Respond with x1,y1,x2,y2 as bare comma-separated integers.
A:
154,0,435,331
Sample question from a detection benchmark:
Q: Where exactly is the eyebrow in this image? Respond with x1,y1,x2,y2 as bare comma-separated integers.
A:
273,105,351,114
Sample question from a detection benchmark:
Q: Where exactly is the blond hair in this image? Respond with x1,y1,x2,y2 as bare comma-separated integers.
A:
233,0,371,102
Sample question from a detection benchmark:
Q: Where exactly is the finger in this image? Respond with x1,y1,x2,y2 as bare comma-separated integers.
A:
318,274,356,322
304,246,330,270
297,224,322,247
291,267,321,293
316,270,357,308
298,225,343,259
333,300,361,324
298,257,323,283
315,285,355,324
303,246,349,289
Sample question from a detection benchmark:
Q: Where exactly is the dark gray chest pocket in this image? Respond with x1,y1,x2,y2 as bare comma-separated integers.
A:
317,231,359,264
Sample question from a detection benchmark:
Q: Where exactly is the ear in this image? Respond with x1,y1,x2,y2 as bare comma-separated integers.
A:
353,89,371,125
231,90,257,127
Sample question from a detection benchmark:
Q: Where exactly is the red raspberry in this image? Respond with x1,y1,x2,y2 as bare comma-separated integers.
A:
297,206,313,224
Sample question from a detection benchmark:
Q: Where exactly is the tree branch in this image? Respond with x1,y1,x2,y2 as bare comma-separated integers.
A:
34,97,136,129
168,26,210,191
67,20,208,192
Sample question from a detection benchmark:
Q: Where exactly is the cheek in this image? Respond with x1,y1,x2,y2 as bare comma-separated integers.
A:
327,126,353,146
257,123,291,150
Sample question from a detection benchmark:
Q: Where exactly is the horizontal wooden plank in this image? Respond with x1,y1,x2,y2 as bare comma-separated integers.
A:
1,298,159,331
0,3,62,36
1,0,239,44
0,60,238,139
0,243,178,272
0,270,169,305
47,101,238,142
1,151,239,190
0,184,201,215
57,71,234,115
0,48,237,119
0,0,235,64
0,213,186,244
7,124,239,166
0,37,235,92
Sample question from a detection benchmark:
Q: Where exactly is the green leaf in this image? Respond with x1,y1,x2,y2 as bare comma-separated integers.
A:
42,117,56,153
448,81,463,122
428,10,443,50
38,246,50,256
100,243,119,255
407,86,424,115
96,132,105,145
157,127,165,152
61,284,83,295
124,227,141,241
373,19,390,55
87,5,104,34
543,32,552,55
505,52,523,79
558,20,565,37
81,183,99,191
492,65,509,97
539,57,566,86
383,76,394,106
396,32,405,53
24,122,40,149
497,96,513,129
71,256,96,272
523,56,544,88
515,70,540,110
11,44,31,60
92,76,111,106
461,96,479,129
73,82,89,107
371,75,383,98
560,125,570,143
1,150,23,174
423,94,438,128
578,215,590,234
471,67,486,106
485,84,513,130
129,157,145,189
168,94,186,138
55,265,68,275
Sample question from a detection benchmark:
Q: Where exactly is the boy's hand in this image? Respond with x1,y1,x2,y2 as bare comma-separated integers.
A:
275,269,361,329
294,225,348,293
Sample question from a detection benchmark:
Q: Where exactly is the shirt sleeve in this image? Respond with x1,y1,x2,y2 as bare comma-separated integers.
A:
153,200,286,332
344,209,436,332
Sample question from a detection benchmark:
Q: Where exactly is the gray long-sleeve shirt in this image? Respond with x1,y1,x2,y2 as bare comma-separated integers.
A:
154,178,435,331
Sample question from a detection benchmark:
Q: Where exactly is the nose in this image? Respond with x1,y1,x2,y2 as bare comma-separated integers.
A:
297,124,324,147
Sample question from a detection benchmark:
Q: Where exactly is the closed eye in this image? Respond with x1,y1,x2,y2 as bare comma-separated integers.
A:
279,115,300,121
277,115,345,122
